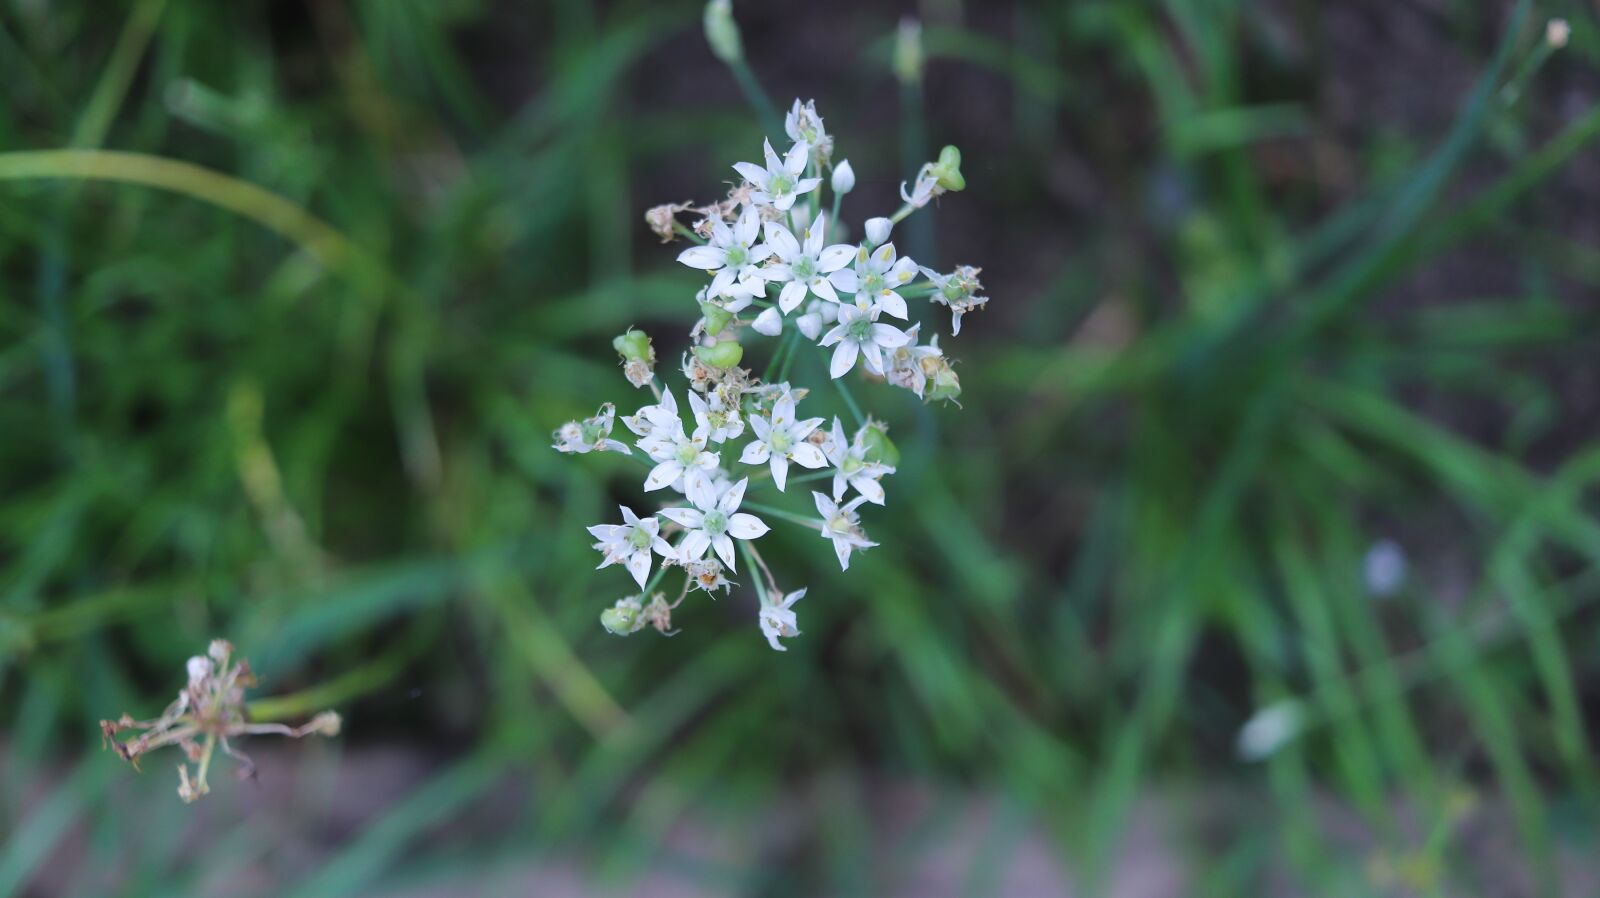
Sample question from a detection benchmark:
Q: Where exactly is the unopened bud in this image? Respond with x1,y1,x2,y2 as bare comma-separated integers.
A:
1547,18,1570,49
601,600,642,636
695,340,744,370
894,18,923,86
858,421,900,467
703,0,743,64
926,365,962,404
796,311,823,340
831,159,855,195
752,307,783,336
699,302,733,337
865,217,893,247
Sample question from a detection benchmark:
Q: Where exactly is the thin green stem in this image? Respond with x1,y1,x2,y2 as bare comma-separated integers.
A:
742,500,823,530
737,540,769,606
727,60,783,137
673,221,705,244
823,354,867,427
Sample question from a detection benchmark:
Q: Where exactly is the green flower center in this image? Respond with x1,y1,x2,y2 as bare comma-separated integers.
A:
580,422,605,444
942,282,966,302
769,173,794,195
861,272,885,295
627,527,653,549
846,318,874,342
724,245,748,267
842,456,864,475
791,256,816,279
769,430,793,454
676,443,700,465
702,510,728,535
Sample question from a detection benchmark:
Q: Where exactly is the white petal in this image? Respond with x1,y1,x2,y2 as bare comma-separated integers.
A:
827,267,858,294
658,507,704,529
875,291,908,320
832,535,853,570
770,455,790,492
813,491,838,518
713,533,738,569
677,246,725,270
818,245,854,272
818,323,848,347
680,530,711,562
860,341,884,375
829,340,859,378
625,551,650,588
871,323,911,347
644,460,683,491
852,475,885,505
810,278,838,304
728,513,769,539
686,470,718,510
719,478,749,513
740,440,771,465
619,505,640,525
763,222,800,261
790,442,827,469
772,394,795,428
784,140,809,175
778,281,808,314
733,161,768,186
762,138,782,171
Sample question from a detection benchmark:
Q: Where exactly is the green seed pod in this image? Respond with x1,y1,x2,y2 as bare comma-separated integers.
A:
699,302,733,337
612,329,652,362
695,340,744,370
927,367,962,404
600,606,639,636
932,145,965,192
858,421,901,467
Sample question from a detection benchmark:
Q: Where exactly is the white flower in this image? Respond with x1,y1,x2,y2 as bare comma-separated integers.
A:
688,388,744,443
623,390,683,454
883,324,945,398
864,217,893,247
553,402,631,454
638,391,720,492
588,505,675,588
661,476,769,569
738,390,826,490
784,99,833,164
920,265,988,335
901,163,941,208
824,417,894,505
831,159,855,194
733,138,821,212
819,302,911,379
848,243,918,319
676,204,772,296
759,587,805,651
703,272,768,314
684,557,734,594
813,492,876,570
760,218,857,312
752,306,783,336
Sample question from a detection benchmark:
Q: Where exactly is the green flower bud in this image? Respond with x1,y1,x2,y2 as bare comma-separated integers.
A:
612,329,652,362
927,366,962,404
932,145,965,192
699,302,733,337
858,421,901,467
703,0,743,64
893,18,923,86
601,605,639,636
695,340,744,370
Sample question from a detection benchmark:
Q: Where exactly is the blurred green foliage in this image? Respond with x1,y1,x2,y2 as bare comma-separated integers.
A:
3,0,1600,895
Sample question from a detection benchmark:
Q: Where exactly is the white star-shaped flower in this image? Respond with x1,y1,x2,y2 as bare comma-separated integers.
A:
883,324,945,398
660,476,770,569
760,217,857,313
638,391,719,492
785,98,832,164
847,242,918,320
813,492,877,570
819,302,911,379
587,505,675,588
738,390,826,491
676,204,772,297
552,402,631,454
759,587,806,652
733,139,821,212
688,387,744,444
920,265,988,335
823,417,894,505
624,389,683,456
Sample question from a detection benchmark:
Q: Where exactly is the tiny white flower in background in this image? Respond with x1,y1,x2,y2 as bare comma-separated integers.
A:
819,302,911,379
760,218,857,312
688,388,744,443
813,492,877,570
849,243,918,319
739,389,826,491
1236,700,1306,762
759,587,806,651
920,264,988,335
639,392,719,492
588,505,675,588
785,99,833,164
864,217,893,247
733,138,821,212
752,307,783,336
553,402,632,454
1363,539,1407,599
660,476,770,569
676,204,772,296
831,159,855,194
824,417,894,505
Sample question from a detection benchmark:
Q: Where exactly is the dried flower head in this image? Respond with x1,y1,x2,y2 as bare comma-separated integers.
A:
100,639,341,803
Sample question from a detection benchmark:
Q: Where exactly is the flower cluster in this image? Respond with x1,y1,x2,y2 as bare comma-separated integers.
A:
100,639,341,802
559,96,986,652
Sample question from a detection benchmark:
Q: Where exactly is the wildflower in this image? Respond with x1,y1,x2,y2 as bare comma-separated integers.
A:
614,329,657,388
831,159,855,195
588,505,675,588
824,417,894,505
813,492,877,570
739,390,826,490
660,476,769,569
761,217,858,312
553,403,631,454
677,204,771,297
688,387,744,443
920,265,988,335
733,138,821,212
848,243,918,319
600,595,646,636
623,388,683,452
645,201,693,243
785,99,834,166
100,640,340,803
684,557,735,594
759,587,806,651
642,417,719,492
901,146,966,209
820,302,911,379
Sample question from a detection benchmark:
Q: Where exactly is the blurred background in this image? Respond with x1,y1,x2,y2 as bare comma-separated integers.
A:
3,0,1600,895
